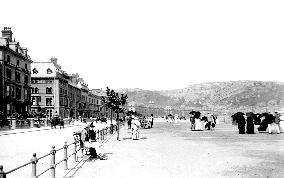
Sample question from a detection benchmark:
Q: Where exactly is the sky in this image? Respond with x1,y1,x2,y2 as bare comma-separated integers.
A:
1,0,284,91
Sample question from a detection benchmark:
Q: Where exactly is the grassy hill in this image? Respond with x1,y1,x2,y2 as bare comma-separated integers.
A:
117,80,284,112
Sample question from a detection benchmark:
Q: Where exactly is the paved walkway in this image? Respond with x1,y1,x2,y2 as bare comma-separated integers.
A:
69,121,284,178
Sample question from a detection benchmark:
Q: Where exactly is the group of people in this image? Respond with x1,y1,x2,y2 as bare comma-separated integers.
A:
189,111,217,131
231,111,284,134
126,114,154,140
164,111,218,131
74,122,107,160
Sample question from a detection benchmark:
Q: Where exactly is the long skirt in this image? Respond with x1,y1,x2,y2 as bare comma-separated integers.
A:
279,121,284,132
268,123,280,134
194,119,203,130
84,141,101,156
132,128,140,140
246,122,255,134
238,123,245,134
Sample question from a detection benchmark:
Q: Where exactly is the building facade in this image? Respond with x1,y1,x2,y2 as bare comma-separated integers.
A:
31,58,70,118
0,27,33,117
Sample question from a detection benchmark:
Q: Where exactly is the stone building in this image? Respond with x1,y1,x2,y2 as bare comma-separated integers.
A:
0,27,33,117
67,73,81,119
31,58,70,118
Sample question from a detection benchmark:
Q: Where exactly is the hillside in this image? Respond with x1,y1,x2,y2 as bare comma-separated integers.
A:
118,80,284,112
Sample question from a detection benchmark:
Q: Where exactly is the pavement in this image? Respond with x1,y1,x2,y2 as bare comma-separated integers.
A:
0,120,118,178
0,120,117,136
0,122,80,136
69,120,284,178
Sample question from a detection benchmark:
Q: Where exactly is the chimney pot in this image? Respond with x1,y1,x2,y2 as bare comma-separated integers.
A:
2,27,13,42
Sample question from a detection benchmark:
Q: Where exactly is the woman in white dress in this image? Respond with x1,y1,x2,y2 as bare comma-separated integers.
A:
131,116,141,140
193,111,203,131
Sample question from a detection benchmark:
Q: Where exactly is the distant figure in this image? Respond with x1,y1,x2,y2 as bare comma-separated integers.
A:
274,112,281,134
232,112,246,134
280,113,284,132
246,112,255,134
207,113,213,130
150,114,154,128
128,115,133,129
193,111,203,131
131,116,141,140
266,113,275,134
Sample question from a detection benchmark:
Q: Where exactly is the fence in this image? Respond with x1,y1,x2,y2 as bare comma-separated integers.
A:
0,124,117,178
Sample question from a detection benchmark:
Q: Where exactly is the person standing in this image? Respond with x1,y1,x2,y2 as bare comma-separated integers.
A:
273,112,280,134
207,113,213,130
131,116,141,140
266,113,275,134
232,112,246,134
246,112,255,134
150,114,154,128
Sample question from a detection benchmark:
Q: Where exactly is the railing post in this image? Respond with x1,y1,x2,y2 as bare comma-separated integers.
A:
97,130,100,141
50,146,56,178
63,142,68,170
0,165,6,178
30,153,37,178
110,124,113,134
73,138,78,162
94,129,97,142
30,118,34,128
11,119,16,130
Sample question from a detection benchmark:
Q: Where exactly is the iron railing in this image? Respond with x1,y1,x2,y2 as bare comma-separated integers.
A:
0,124,118,178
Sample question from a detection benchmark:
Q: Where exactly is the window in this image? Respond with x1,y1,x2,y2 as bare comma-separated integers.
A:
24,75,29,84
46,98,53,106
6,55,10,63
31,87,34,94
32,97,36,105
32,96,41,105
6,85,10,96
60,98,63,106
6,104,11,115
16,88,21,99
46,87,53,94
24,89,28,100
6,68,11,80
11,86,15,97
32,68,38,74
25,63,28,69
17,60,20,66
35,87,39,94
15,71,21,82
46,109,53,118
47,68,53,74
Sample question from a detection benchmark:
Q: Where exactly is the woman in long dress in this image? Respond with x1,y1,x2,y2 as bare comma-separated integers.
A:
193,111,203,131
131,116,141,140
246,112,255,134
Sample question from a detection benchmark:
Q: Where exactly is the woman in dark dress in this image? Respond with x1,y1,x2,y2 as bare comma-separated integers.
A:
246,112,255,134
232,112,246,134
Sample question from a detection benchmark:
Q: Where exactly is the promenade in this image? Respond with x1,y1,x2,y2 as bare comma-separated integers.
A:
71,120,284,178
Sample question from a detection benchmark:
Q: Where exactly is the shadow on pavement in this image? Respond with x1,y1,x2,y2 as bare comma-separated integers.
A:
123,136,148,140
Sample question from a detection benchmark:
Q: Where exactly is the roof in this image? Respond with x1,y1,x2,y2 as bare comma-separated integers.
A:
31,62,57,77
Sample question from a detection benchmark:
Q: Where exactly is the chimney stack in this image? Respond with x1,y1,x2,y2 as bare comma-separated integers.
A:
50,57,58,64
1,27,13,42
